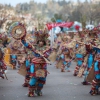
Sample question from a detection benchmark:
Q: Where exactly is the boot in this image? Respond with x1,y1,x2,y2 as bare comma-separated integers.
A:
0,72,4,79
12,64,16,69
82,81,91,85
90,88,98,96
61,65,65,72
73,73,77,76
66,67,70,72
36,86,43,96
22,83,29,87
73,66,79,76
28,86,36,97
61,69,65,72
22,77,30,87
35,89,42,96
90,80,98,95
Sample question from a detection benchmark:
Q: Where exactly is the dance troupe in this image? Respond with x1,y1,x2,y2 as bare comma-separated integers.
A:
0,21,100,97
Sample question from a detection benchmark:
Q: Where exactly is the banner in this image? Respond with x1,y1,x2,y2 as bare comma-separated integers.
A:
46,22,74,30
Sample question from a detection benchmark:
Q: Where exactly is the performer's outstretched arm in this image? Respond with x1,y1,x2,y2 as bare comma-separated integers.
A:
21,38,41,57
21,39,33,50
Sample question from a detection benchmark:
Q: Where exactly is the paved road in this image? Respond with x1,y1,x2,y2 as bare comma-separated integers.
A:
0,62,100,100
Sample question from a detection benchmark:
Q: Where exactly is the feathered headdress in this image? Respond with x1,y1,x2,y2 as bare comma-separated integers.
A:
34,28,49,44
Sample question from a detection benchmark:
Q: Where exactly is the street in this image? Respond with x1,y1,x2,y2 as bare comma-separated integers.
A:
0,62,100,100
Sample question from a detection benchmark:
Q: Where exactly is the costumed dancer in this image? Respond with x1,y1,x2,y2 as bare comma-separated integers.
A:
55,33,62,68
21,30,51,97
73,33,86,76
73,41,85,76
60,35,75,72
0,49,7,79
55,35,69,69
10,40,23,69
60,47,72,72
90,50,100,95
9,22,51,97
82,39,96,85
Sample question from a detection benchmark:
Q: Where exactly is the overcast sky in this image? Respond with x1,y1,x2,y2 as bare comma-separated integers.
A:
0,0,90,6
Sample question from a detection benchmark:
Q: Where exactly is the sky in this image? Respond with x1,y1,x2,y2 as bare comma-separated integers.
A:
0,0,89,6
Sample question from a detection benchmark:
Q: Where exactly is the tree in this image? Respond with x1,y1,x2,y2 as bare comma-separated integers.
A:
51,13,63,22
87,3,100,25
15,3,22,13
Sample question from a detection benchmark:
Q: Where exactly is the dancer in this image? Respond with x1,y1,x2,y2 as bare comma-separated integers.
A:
21,30,51,97
90,51,100,95
0,49,7,79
